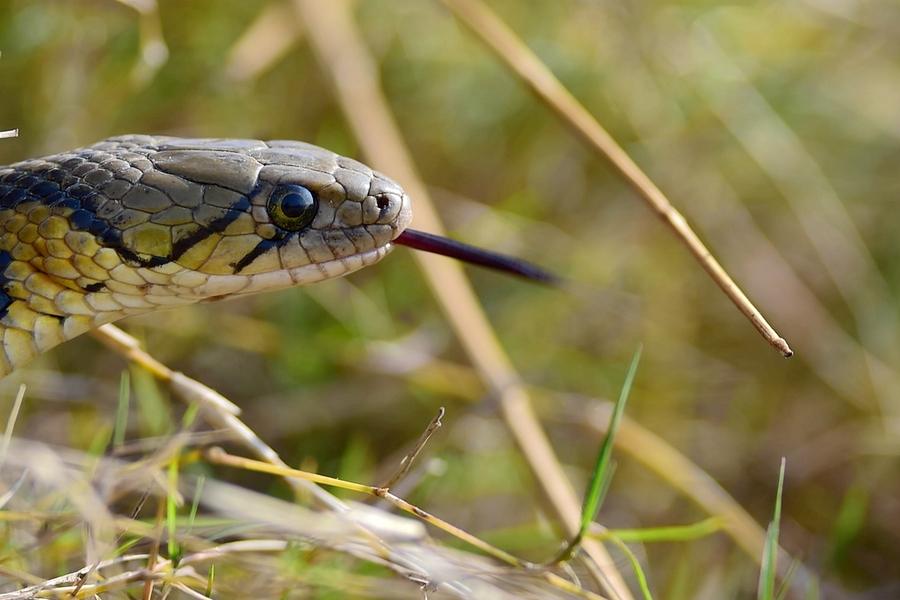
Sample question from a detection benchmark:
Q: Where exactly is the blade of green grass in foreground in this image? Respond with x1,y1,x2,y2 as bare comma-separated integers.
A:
188,475,205,536
205,564,215,598
551,345,642,564
758,458,786,600
606,536,654,600
581,346,642,535
168,459,181,566
827,485,868,571
598,517,725,543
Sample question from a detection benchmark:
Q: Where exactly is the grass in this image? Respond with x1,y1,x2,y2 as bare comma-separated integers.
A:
0,0,897,597
0,367,764,600
0,336,801,598
758,458,786,600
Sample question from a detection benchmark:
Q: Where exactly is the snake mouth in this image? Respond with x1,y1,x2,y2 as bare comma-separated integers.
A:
191,245,392,302
190,225,557,304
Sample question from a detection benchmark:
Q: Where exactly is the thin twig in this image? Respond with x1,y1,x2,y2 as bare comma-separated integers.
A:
0,384,26,471
436,0,792,359
378,407,444,491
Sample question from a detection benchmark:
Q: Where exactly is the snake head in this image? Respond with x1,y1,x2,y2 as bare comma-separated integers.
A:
58,136,412,302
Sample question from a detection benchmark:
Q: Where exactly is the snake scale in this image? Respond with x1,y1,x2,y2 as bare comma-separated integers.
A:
0,135,414,377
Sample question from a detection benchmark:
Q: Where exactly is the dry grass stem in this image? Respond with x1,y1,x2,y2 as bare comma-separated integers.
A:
378,407,445,490
436,0,792,359
224,2,301,82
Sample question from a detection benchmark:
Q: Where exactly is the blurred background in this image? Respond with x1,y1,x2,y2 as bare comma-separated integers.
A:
0,0,897,597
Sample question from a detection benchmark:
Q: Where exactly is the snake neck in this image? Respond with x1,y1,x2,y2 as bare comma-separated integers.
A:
0,285,116,376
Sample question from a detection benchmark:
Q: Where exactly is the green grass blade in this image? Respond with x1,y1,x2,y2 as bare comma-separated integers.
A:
758,458,786,600
182,401,201,429
607,535,654,600
580,345,642,536
597,517,725,543
188,475,205,536
167,458,181,566
775,560,800,600
205,564,215,597
804,576,819,600
827,485,868,570
131,364,169,436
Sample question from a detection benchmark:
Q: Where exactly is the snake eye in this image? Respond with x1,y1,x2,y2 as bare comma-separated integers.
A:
267,185,318,231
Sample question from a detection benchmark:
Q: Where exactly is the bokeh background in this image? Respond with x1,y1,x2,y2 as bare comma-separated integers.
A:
0,0,897,597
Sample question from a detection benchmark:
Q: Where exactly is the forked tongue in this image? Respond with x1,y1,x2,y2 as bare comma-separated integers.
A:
394,229,558,286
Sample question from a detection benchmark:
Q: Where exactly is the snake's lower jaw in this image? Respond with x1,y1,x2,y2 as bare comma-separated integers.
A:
208,245,393,299
0,246,398,376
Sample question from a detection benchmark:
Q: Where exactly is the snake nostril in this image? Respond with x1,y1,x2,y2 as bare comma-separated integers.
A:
375,196,390,211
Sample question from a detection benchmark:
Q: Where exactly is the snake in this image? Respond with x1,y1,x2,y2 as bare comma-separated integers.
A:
0,135,552,379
